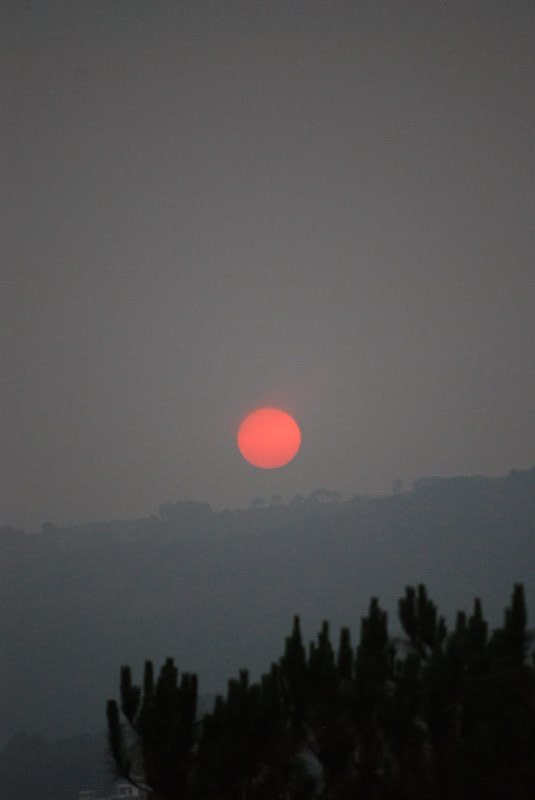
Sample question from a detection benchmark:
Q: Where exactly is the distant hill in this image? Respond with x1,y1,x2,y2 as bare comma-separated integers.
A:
0,731,110,800
0,693,217,800
1,466,534,748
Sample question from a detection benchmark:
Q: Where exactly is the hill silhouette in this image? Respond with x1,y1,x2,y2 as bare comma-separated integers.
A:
1,466,534,746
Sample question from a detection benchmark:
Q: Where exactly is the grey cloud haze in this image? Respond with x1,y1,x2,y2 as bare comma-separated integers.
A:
2,1,534,530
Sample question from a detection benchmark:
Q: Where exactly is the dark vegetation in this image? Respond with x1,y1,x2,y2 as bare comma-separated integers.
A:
108,584,535,800
1,467,535,798
2,467,534,748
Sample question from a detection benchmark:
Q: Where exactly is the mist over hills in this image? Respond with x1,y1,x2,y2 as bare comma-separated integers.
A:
2,466,534,749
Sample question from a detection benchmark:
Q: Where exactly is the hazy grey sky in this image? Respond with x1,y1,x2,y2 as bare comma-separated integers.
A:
3,1,534,531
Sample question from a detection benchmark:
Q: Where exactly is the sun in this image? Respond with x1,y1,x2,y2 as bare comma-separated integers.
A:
237,408,302,469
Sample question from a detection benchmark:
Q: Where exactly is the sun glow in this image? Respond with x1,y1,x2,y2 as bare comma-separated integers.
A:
237,408,301,469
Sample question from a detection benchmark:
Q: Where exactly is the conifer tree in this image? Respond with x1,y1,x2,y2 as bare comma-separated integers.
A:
107,584,535,800
503,582,529,666
279,615,307,723
399,584,446,656
336,626,353,683
106,658,198,798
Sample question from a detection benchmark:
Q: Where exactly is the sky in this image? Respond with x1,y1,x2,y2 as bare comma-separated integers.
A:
2,0,534,532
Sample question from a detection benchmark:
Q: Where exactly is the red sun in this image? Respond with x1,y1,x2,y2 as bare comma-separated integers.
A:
237,408,302,469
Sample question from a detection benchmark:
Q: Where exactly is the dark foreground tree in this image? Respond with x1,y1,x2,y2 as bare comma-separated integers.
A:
107,584,535,799
106,658,198,797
